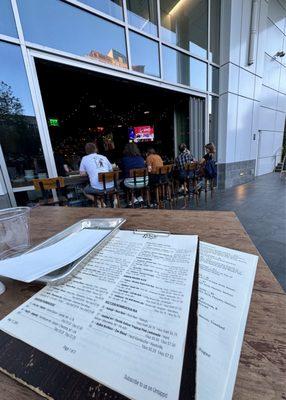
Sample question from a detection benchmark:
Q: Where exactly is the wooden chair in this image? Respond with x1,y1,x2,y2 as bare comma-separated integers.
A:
96,171,121,208
33,177,66,206
153,164,174,209
124,168,150,208
183,163,201,207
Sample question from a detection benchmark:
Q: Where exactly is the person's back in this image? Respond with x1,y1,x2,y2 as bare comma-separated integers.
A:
80,143,113,191
146,149,163,173
121,143,145,178
175,144,194,170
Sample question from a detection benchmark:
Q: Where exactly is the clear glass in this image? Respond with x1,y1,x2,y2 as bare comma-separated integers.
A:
209,65,219,93
129,31,160,77
0,207,30,294
17,0,128,69
176,100,190,149
127,0,158,36
162,45,190,86
78,0,123,20
0,41,47,188
209,96,219,147
190,57,207,91
0,0,18,37
209,0,220,64
160,0,208,58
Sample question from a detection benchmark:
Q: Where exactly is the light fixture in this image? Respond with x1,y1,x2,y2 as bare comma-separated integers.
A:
144,111,150,114
169,0,188,15
117,125,122,127
89,105,96,108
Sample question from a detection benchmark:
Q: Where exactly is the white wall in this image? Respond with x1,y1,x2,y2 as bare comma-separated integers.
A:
219,0,286,177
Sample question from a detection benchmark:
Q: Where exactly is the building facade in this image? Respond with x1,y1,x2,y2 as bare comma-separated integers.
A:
0,0,285,207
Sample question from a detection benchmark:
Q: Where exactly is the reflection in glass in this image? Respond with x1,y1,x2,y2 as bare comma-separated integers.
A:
190,58,207,91
129,31,160,77
17,0,128,69
162,46,189,86
160,0,208,58
176,100,189,149
79,0,123,20
127,0,158,36
0,0,18,37
209,96,219,148
209,65,219,93
209,0,220,64
0,41,46,188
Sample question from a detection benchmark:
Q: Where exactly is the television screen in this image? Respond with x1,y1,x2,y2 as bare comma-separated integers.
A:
128,126,154,142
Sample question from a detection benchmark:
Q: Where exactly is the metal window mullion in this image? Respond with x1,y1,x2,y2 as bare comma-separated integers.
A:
0,34,20,45
157,0,163,79
10,0,57,179
122,0,132,70
0,145,16,206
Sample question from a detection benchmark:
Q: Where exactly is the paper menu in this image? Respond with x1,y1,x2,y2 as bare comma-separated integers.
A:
196,242,258,400
0,228,111,282
0,230,199,400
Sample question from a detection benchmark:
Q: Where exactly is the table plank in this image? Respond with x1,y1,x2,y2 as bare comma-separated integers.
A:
28,207,284,295
0,207,285,400
233,291,286,400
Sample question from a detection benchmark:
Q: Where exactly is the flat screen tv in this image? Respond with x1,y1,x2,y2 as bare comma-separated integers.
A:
128,126,154,143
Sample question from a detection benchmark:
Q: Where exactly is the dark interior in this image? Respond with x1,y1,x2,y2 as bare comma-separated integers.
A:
35,59,189,168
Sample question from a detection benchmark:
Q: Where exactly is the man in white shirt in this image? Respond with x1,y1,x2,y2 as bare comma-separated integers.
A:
80,142,113,202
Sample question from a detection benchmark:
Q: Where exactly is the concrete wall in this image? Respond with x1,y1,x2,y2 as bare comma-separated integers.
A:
218,0,286,188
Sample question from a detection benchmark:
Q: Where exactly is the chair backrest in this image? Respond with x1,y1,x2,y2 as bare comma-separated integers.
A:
33,177,65,191
98,171,119,191
155,164,174,175
184,162,198,171
129,168,148,186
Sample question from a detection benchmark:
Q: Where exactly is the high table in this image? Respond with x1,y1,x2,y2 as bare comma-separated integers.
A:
0,207,285,400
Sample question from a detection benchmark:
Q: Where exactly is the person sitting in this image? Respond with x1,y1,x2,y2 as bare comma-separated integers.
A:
146,148,163,174
175,143,195,191
121,143,146,205
80,142,113,205
199,143,217,180
146,148,164,206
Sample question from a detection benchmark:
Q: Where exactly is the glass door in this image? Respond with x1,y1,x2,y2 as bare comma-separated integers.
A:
189,96,206,160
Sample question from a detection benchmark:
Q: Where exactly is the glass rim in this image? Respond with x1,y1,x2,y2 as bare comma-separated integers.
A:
0,207,30,222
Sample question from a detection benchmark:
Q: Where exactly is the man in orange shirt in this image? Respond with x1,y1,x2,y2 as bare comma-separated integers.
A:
146,148,163,173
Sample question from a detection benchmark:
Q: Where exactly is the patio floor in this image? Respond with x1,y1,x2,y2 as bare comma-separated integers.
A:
177,172,286,291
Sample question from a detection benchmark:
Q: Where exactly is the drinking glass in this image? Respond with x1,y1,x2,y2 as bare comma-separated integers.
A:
0,207,31,294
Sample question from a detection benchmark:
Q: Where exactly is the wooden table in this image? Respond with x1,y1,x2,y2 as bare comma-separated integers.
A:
0,207,285,400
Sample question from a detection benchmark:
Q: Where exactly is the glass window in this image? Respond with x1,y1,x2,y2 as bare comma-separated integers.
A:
17,0,128,69
162,45,189,86
78,0,123,20
160,0,208,58
190,58,207,91
0,0,18,37
209,65,219,93
209,96,219,148
129,31,160,77
175,100,190,150
0,41,47,188
209,0,220,64
127,0,158,36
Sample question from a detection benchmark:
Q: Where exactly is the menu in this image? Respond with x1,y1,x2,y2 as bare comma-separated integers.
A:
0,231,199,400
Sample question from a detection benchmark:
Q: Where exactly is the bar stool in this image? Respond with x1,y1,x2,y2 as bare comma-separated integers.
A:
153,164,174,209
124,168,150,208
33,177,66,206
96,171,121,208
183,163,201,207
